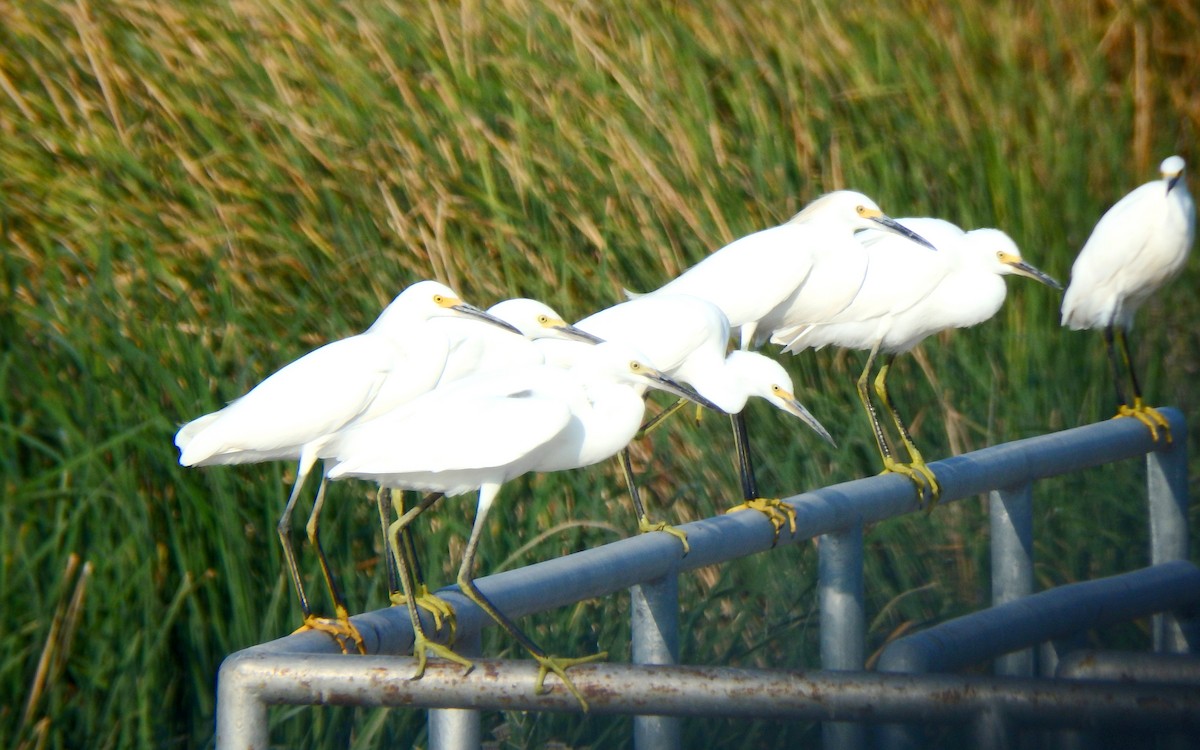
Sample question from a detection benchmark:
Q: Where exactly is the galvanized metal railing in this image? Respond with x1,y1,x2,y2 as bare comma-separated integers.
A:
215,408,1193,749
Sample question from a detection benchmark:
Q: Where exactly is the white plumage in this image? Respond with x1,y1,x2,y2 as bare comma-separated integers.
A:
775,218,1060,506
647,191,936,350
1062,155,1195,331
1060,155,1195,439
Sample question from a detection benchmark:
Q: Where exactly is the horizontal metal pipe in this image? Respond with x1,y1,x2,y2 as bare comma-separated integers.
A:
217,653,1200,729
1057,650,1200,684
877,561,1200,674
241,409,1186,661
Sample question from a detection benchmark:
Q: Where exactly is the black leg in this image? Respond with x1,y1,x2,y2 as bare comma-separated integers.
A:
455,485,603,710
1115,327,1143,403
731,410,759,501
617,447,689,551
1103,325,1129,407
277,462,314,619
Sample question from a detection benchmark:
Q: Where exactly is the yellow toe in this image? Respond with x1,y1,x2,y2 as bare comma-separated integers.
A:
534,651,607,712
727,497,796,541
294,613,366,655
637,516,690,555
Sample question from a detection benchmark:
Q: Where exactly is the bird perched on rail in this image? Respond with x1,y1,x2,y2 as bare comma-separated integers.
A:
776,219,1061,507
638,191,936,522
325,341,719,711
540,293,833,542
174,280,519,654
1061,155,1195,441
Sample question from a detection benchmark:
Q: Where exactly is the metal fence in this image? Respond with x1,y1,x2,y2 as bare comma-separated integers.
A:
216,408,1195,749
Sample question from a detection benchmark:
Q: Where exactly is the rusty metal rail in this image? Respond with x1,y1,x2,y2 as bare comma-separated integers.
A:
217,653,1200,724
215,408,1193,749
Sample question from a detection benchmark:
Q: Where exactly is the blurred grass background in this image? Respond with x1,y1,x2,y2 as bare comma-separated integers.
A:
2,0,1198,747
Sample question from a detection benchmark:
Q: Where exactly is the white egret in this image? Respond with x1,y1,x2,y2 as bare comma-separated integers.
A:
1061,155,1195,440
325,341,719,710
545,293,832,540
776,219,1061,505
175,280,519,653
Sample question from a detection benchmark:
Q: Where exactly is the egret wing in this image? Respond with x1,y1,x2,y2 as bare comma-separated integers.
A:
1063,183,1160,327
578,294,729,372
177,334,395,465
329,394,572,477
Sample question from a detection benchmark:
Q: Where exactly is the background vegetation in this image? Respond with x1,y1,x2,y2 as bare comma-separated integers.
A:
2,0,1197,747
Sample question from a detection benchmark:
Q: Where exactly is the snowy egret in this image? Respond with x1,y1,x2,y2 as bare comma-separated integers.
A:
175,280,519,652
1061,155,1195,440
547,293,832,540
776,219,1061,506
326,341,719,710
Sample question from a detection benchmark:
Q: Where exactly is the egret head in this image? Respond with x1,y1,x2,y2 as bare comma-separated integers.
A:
487,298,603,344
789,190,937,250
966,229,1062,290
726,351,834,445
370,280,522,335
1161,155,1187,194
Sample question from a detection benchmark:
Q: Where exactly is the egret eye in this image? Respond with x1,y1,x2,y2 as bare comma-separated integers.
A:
629,361,643,372
856,205,868,216
537,314,551,325
772,385,783,394
433,294,445,305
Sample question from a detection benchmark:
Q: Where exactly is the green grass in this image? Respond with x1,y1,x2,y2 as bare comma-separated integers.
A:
2,0,1198,747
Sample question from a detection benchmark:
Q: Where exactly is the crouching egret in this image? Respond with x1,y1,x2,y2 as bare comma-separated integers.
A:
325,342,718,710
776,219,1061,507
1061,155,1195,440
174,280,518,653
553,293,832,542
640,192,934,521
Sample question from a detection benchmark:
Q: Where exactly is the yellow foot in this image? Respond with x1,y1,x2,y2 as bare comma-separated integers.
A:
882,458,941,510
293,612,366,654
1115,399,1172,443
390,585,457,639
726,497,796,541
638,516,690,555
534,651,608,712
411,632,475,679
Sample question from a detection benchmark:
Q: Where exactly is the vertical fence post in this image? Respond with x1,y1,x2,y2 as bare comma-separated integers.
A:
429,627,483,750
990,482,1034,677
631,574,681,750
973,705,1012,750
216,655,270,750
820,523,865,750
1146,423,1192,654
